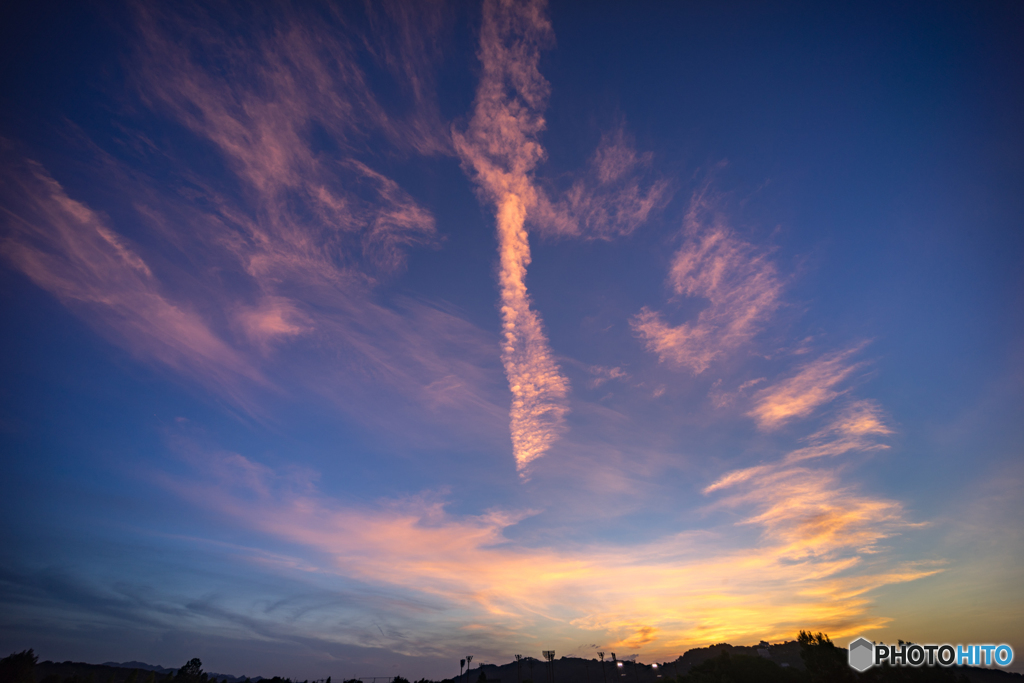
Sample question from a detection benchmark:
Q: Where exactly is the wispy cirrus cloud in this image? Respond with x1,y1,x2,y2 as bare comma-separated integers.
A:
155,438,935,658
532,127,672,240
749,344,867,430
132,3,441,281
632,186,783,374
453,0,570,472
705,463,908,558
587,364,629,389
702,389,910,588
0,149,506,441
0,152,263,407
784,399,892,464
0,3,511,441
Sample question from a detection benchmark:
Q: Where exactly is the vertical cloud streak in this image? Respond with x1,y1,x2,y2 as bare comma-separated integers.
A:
454,0,569,472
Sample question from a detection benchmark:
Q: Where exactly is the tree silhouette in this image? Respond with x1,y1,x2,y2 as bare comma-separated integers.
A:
0,649,38,683
177,660,204,683
797,631,854,683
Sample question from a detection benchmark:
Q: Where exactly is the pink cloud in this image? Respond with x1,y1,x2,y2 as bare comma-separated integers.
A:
452,2,673,471
0,152,263,405
532,127,672,239
234,296,310,350
587,365,629,389
748,345,867,430
453,0,570,472
0,4,520,446
632,187,783,373
784,399,893,464
131,3,440,285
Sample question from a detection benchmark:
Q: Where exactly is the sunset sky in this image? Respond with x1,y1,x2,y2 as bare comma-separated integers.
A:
1,0,1022,679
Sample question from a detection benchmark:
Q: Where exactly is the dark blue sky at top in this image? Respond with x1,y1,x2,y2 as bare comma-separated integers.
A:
1,0,1022,678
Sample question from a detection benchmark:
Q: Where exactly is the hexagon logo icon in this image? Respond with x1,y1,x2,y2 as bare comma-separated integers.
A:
848,637,874,672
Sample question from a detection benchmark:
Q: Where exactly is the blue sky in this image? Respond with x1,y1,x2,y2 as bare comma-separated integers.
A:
1,0,1022,679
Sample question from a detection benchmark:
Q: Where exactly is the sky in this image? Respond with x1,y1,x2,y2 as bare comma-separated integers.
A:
1,0,1022,679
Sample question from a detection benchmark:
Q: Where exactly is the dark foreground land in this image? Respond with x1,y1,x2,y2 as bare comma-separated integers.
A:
3,633,1021,683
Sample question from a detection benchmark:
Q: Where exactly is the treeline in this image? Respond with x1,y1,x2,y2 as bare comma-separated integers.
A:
0,653,253,683
0,652,439,683
4,632,1021,683
675,632,1018,683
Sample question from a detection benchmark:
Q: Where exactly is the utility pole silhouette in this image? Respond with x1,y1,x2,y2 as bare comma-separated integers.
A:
514,655,523,683
598,653,606,683
465,656,473,683
543,651,555,683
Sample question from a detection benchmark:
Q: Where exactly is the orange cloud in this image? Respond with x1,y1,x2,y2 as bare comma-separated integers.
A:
632,187,782,373
161,435,937,659
454,0,569,471
784,400,893,464
748,345,866,430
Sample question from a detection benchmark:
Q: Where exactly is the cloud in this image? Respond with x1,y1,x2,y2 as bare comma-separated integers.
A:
151,439,936,658
0,151,263,406
707,463,908,559
0,143,509,442
0,1,519,444
531,127,672,239
587,365,628,389
702,389,902,586
453,1,671,470
748,345,867,430
131,4,441,282
709,377,766,409
632,187,783,373
784,400,893,464
359,0,456,156
235,296,310,350
454,0,569,472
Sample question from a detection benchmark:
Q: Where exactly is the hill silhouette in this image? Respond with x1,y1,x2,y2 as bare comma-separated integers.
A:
2,634,1021,683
